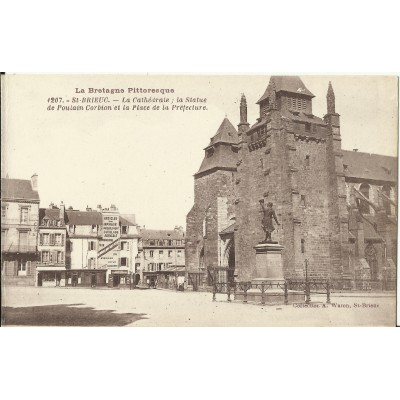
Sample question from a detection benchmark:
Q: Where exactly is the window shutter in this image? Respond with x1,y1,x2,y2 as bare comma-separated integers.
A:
127,242,130,251
94,241,97,251
61,234,64,246
40,234,43,245
61,252,64,263
50,234,55,245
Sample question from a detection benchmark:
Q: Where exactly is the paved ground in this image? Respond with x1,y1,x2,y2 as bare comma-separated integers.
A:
1,286,397,327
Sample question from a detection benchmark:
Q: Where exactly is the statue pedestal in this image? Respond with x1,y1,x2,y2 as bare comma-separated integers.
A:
235,242,304,304
254,242,284,279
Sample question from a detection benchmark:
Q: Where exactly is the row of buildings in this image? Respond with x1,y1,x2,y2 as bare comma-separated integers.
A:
1,175,185,288
186,76,397,289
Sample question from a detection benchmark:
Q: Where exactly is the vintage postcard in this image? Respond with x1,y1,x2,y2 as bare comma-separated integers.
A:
1,74,398,326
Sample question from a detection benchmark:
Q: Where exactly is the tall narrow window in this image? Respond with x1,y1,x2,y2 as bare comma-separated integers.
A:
359,183,370,214
382,185,392,215
300,195,306,207
20,207,28,224
305,155,310,167
301,239,305,254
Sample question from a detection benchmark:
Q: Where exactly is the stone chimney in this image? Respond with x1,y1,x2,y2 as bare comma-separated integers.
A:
60,201,65,220
110,204,117,211
97,204,102,212
31,173,38,191
86,205,92,212
174,225,184,234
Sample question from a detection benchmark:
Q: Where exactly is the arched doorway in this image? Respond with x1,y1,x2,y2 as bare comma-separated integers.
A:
223,239,235,282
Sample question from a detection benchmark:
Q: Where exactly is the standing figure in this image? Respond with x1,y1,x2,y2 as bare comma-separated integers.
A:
259,200,280,242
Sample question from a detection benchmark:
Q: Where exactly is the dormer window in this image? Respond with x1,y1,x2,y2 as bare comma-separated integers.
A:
121,226,128,234
305,123,311,132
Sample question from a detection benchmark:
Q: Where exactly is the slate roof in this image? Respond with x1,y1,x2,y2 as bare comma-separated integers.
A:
196,144,238,176
140,229,185,240
257,76,314,103
66,210,103,226
206,117,238,148
39,208,62,221
343,150,397,183
196,118,239,176
65,210,137,226
120,214,136,226
1,178,39,201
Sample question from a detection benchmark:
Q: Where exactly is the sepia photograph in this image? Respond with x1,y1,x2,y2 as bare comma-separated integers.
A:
1,74,398,327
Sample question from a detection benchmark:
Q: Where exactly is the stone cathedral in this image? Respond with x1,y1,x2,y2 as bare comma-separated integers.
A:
186,76,397,287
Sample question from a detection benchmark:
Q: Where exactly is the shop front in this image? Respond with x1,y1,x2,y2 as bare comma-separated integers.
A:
37,267,108,288
37,266,67,287
65,270,107,287
143,266,186,289
108,269,132,288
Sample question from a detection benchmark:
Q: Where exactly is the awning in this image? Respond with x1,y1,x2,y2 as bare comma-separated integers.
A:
37,266,66,271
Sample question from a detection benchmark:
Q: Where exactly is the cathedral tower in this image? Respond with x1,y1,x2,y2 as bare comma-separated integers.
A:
185,117,238,281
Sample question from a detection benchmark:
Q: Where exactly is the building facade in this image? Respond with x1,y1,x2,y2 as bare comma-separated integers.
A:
186,77,397,288
35,204,140,288
37,202,68,286
138,227,185,288
1,174,40,286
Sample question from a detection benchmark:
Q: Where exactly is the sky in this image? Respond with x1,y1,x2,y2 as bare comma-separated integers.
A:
2,75,398,229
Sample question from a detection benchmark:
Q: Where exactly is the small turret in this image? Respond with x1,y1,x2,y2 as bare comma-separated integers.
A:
238,94,250,135
327,81,336,114
240,94,247,124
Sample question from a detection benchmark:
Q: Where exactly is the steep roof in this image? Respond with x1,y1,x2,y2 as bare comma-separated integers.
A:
343,150,397,183
1,178,39,201
120,214,136,226
257,76,314,104
39,208,62,221
196,144,238,176
140,229,185,240
66,210,103,226
65,210,137,226
206,117,238,148
196,117,239,177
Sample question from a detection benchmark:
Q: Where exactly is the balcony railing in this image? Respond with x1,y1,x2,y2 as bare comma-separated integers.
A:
1,244,37,253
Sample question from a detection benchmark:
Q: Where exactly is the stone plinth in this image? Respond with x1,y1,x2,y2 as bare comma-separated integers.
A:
254,242,284,279
235,242,304,304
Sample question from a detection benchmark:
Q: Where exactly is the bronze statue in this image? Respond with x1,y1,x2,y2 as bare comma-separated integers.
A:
259,200,280,242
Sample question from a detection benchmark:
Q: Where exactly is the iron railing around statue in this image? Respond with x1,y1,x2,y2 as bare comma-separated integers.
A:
212,279,333,305
286,279,331,304
212,280,291,305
